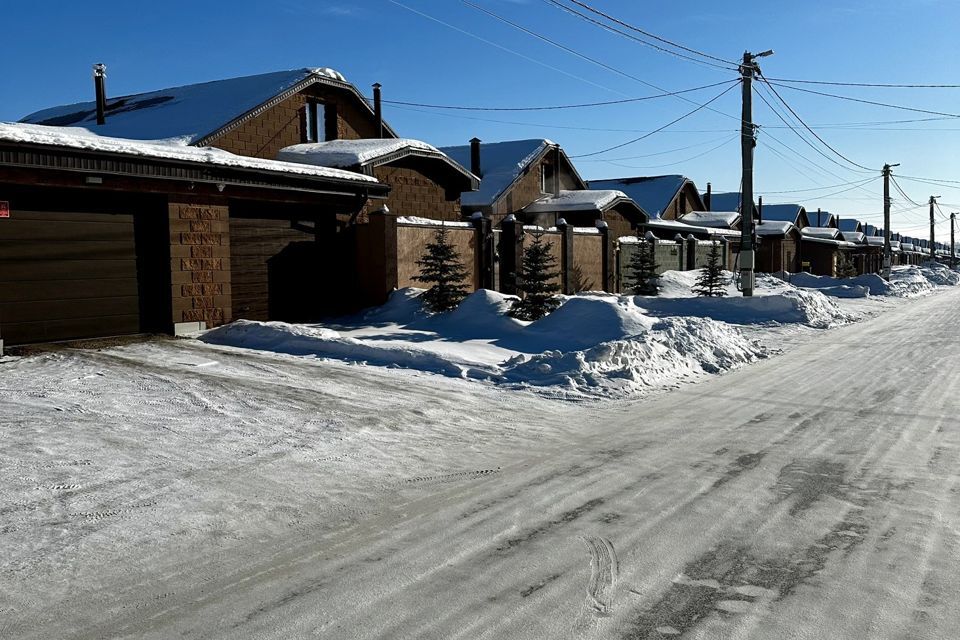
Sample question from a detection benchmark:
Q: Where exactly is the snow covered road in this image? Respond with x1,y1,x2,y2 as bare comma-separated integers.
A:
3,286,960,638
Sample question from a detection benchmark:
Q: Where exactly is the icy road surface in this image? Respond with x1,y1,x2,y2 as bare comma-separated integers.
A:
3,288,960,639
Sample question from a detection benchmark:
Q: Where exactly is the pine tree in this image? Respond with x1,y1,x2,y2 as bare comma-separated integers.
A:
413,224,469,313
628,232,660,296
509,233,562,320
692,240,728,297
837,254,858,278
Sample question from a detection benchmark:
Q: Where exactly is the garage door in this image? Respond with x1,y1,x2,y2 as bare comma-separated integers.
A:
230,216,319,322
0,210,142,345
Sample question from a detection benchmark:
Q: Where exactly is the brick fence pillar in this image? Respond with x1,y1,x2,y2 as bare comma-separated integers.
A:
557,218,575,294
686,234,698,270
168,199,231,332
597,220,616,293
499,215,524,294
472,214,494,291
368,206,398,303
674,233,686,271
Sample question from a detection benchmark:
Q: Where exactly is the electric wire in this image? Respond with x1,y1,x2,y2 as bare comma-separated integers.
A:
764,82,960,119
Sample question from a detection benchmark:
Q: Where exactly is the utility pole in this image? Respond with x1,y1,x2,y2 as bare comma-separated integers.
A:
882,163,898,280
930,195,940,262
951,212,956,267
739,49,773,297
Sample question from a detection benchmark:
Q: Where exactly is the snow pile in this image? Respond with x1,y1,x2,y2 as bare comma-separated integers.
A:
917,262,960,286
278,138,445,168
650,271,854,328
201,289,767,399
778,272,884,297
501,316,765,394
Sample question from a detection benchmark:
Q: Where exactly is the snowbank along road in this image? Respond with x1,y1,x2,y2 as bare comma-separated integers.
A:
2,287,960,638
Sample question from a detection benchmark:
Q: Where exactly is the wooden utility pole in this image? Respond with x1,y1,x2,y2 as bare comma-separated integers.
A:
882,164,897,279
739,49,773,296
930,195,940,262
951,212,956,267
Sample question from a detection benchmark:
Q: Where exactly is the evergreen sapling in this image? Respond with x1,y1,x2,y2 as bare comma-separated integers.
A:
509,232,561,320
628,232,660,295
837,254,858,278
413,224,469,312
692,240,728,297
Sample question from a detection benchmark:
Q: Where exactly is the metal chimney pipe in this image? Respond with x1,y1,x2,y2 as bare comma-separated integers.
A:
817,208,822,227
94,63,107,125
758,196,763,223
470,137,482,177
705,182,712,211
372,83,383,138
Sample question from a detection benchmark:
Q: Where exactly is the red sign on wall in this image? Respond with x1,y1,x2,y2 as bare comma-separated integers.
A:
0,201,8,218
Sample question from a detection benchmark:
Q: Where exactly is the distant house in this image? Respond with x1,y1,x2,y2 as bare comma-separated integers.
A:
760,203,809,229
589,175,704,220
806,209,837,228
440,138,587,225
278,138,477,223
755,221,802,273
521,189,647,239
705,191,758,219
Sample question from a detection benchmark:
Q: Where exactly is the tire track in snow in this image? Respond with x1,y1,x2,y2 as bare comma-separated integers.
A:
581,535,618,614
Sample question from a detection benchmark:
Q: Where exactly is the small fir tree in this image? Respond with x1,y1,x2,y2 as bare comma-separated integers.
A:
509,233,562,320
628,232,660,296
413,224,469,313
692,240,728,297
837,254,858,278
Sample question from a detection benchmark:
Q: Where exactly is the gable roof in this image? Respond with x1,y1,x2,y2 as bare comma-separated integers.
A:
801,226,840,240
440,139,583,208
278,138,478,190
755,221,796,236
837,218,863,232
806,209,836,227
761,203,807,226
20,68,397,146
588,175,701,219
678,210,740,229
522,189,647,222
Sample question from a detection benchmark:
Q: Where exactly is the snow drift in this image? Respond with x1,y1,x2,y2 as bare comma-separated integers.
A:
201,288,769,399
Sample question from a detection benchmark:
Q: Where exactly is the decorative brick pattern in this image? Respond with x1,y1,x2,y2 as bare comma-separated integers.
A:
168,201,231,326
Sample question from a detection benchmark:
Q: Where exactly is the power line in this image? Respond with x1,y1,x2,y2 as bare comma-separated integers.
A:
571,81,739,158
759,178,886,195
764,82,960,119
595,133,738,170
553,0,738,68
387,0,626,95
759,76,877,172
890,175,925,208
543,0,737,72
380,80,736,111
576,132,736,162
765,77,960,89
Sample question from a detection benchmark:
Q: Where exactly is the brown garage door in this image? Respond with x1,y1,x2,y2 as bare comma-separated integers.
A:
230,216,319,322
0,209,142,345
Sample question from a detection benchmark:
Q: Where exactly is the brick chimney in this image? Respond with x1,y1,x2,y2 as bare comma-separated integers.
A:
93,63,107,125
470,137,482,177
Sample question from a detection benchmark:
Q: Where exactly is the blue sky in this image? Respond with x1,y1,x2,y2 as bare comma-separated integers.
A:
4,0,960,237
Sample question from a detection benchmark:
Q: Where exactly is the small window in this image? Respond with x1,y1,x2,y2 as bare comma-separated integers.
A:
304,101,327,143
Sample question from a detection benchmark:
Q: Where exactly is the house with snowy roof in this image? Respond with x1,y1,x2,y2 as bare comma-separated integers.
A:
703,191,758,219
759,203,809,229
806,209,837,228
587,175,704,221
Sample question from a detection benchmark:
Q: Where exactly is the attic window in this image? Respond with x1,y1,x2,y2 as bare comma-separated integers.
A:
304,101,327,143
541,162,556,194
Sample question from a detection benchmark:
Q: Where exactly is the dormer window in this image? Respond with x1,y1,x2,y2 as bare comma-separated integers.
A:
304,100,327,143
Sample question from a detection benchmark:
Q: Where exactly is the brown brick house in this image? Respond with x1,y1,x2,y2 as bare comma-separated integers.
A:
17,67,479,328
0,122,385,350
277,138,477,222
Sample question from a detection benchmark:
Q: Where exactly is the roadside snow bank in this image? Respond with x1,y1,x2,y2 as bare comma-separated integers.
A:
201,289,767,398
778,264,958,298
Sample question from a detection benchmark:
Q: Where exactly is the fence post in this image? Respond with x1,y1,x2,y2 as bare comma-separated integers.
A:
674,233,685,271
472,213,494,291
597,220,615,292
499,215,524,294
368,206,398,302
686,234,697,270
557,218,574,294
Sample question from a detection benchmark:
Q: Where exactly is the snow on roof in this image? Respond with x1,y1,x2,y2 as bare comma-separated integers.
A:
440,139,553,207
755,221,795,236
396,216,472,228
522,189,628,214
801,236,857,248
760,204,803,224
865,236,886,247
890,240,902,250
278,138,446,168
807,210,835,226
839,231,865,244
901,243,916,251
21,68,349,144
646,218,740,237
801,226,840,240
837,218,862,232
587,175,689,218
678,210,740,228
0,121,378,183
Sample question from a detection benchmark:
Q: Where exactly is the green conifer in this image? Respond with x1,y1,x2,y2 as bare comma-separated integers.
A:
413,224,469,312
509,233,562,320
628,232,660,296
692,240,728,297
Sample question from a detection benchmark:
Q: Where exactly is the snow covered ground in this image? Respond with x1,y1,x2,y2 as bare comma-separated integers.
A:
1,264,959,639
